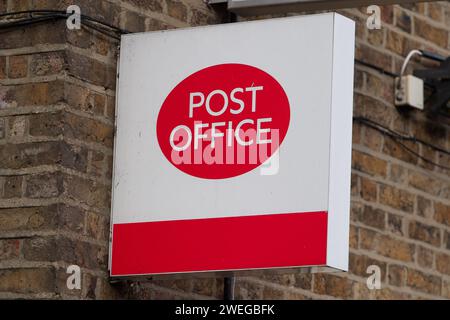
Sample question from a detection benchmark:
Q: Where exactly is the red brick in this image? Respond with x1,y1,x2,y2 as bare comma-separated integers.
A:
63,174,110,212
349,253,386,280
8,56,28,79
235,279,264,299
121,10,146,33
294,274,312,290
30,51,66,76
0,268,56,294
412,118,447,151
262,285,285,300
355,205,386,230
167,0,188,22
362,126,383,152
193,278,222,298
0,21,66,50
416,246,434,269
367,29,384,46
2,81,64,107
8,116,27,138
360,228,415,262
387,213,404,236
92,37,110,56
105,95,116,120
0,119,5,140
0,239,21,260
29,112,64,137
408,221,441,247
352,122,361,146
55,204,84,234
349,224,359,249
351,173,359,197
0,206,58,232
354,94,394,128
434,201,450,226
395,9,412,33
408,171,445,197
406,269,441,295
23,236,107,270
418,144,437,171
428,2,444,21
2,175,23,199
399,2,426,13
25,172,63,199
86,212,108,241
63,113,113,148
352,150,387,177
443,280,450,299
416,196,433,219
126,0,163,12
190,7,223,26
386,29,422,57
414,17,448,47
379,184,415,213
0,141,87,172
313,274,354,298
360,176,377,201
373,287,411,299
382,137,418,165
364,72,394,104
151,278,193,294
0,56,6,79
436,253,450,276
355,43,392,73
380,5,394,24
88,150,106,177
445,230,450,250
389,164,408,184
66,51,116,89
388,264,407,286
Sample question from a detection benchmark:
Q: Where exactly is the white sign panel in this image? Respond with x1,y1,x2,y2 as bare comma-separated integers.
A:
110,13,355,277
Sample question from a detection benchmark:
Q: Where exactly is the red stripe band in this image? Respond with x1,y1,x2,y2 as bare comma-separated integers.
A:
111,211,328,276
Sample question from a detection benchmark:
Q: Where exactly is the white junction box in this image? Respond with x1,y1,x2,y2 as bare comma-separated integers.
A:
395,75,424,110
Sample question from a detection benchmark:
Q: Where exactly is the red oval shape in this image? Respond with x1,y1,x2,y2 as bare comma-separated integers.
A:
157,63,290,179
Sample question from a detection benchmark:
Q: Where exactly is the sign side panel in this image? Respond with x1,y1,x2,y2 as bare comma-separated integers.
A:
108,43,123,274
326,14,355,271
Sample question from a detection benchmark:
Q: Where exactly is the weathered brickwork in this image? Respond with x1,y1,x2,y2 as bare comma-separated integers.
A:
0,0,449,299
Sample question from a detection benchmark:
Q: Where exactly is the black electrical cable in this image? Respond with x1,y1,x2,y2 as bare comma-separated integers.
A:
355,59,398,78
0,15,121,40
355,116,450,156
0,9,64,17
0,15,61,30
81,19,121,40
0,16,121,41
420,49,446,62
354,116,450,171
0,9,129,33
0,10,129,39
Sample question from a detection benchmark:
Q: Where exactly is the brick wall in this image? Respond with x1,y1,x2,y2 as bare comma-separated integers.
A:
0,0,449,299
